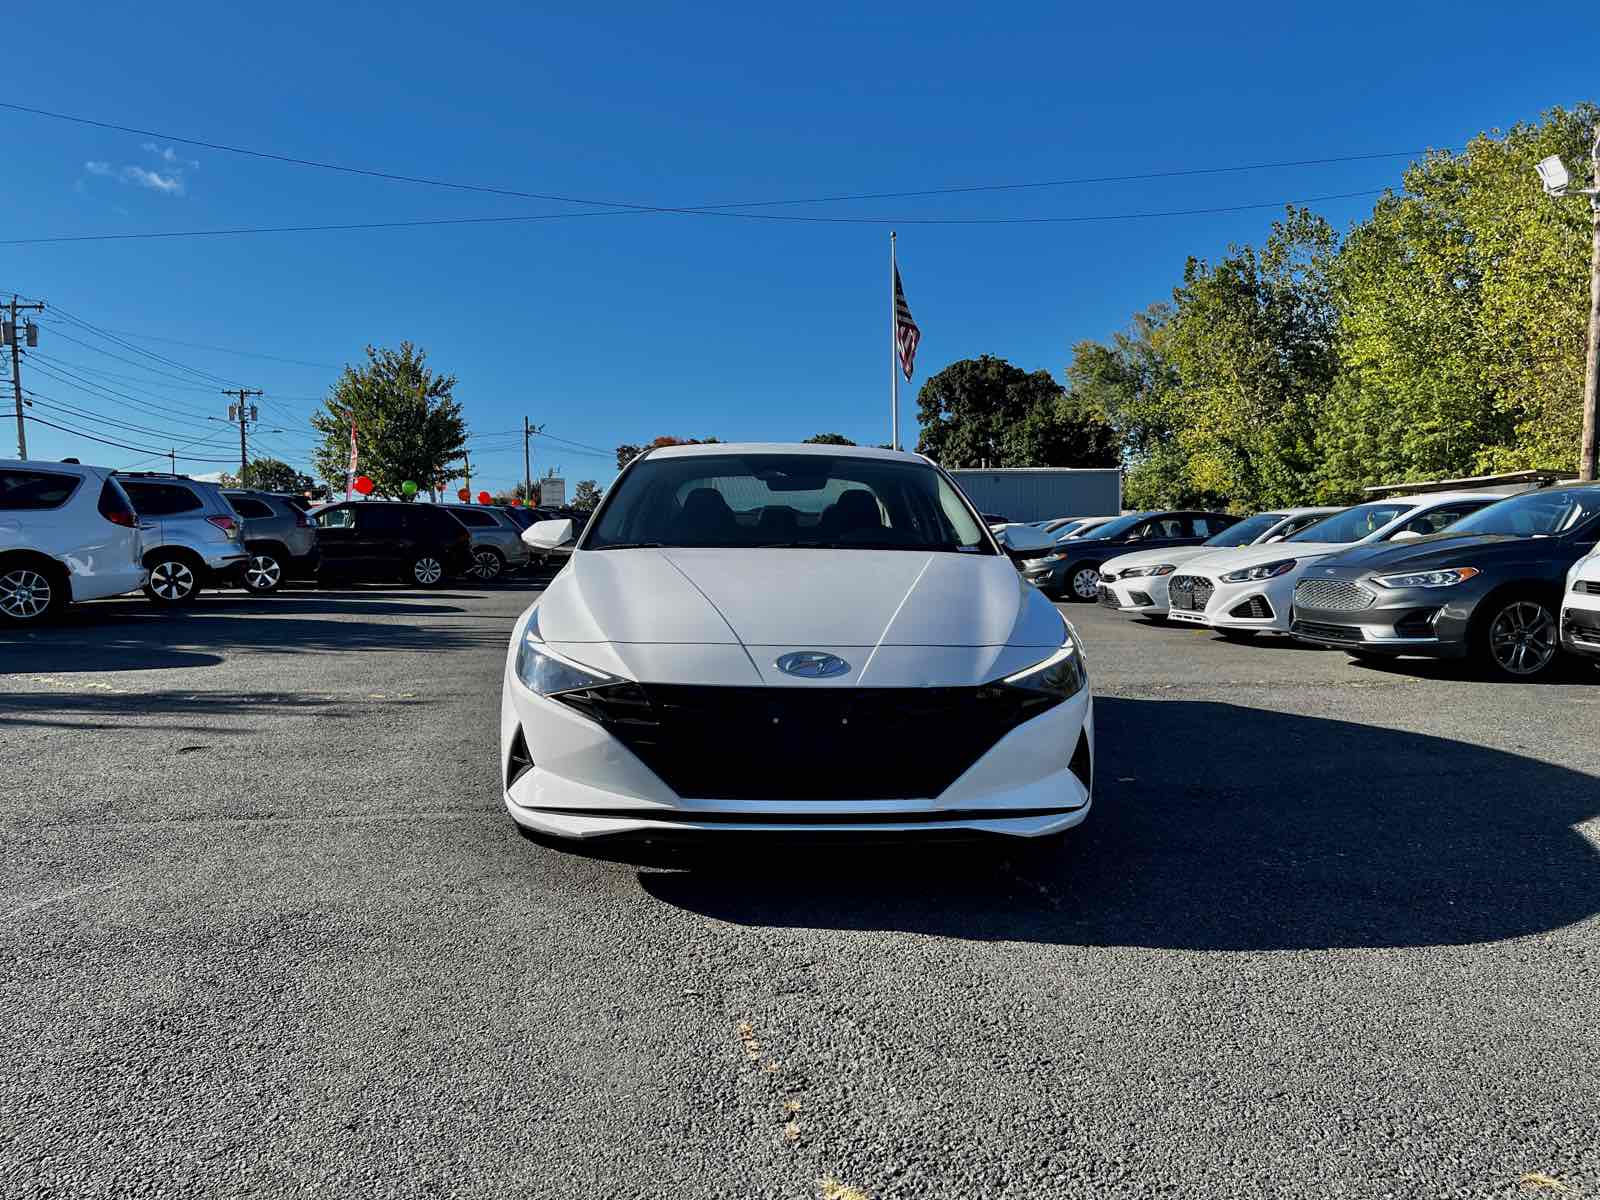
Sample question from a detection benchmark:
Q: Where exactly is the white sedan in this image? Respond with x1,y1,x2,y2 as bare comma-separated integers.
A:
1164,491,1510,638
1097,507,1339,618
1562,549,1600,661
502,442,1093,844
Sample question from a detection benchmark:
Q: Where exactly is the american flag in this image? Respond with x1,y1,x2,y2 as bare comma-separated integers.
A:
893,265,920,380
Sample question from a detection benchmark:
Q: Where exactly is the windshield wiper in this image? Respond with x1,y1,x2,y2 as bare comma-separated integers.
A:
590,541,666,551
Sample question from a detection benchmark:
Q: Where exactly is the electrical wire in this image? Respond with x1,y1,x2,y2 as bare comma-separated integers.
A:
25,358,219,424
23,413,235,460
0,98,1437,216
0,188,1388,246
49,304,246,386
23,392,233,445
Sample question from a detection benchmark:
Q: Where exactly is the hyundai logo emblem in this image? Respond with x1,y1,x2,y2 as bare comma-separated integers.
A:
775,651,850,679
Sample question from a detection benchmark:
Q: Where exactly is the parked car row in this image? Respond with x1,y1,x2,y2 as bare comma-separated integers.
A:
0,458,553,623
1084,486,1600,680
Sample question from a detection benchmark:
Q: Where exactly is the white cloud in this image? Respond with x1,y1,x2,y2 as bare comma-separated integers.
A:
80,150,193,197
123,166,184,194
140,142,198,170
84,160,113,176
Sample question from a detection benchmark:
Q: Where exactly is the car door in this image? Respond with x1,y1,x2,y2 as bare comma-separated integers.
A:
312,504,360,577
1116,514,1190,553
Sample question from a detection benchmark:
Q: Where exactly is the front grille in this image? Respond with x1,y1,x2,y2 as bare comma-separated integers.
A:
505,726,534,789
1168,575,1214,612
1230,596,1274,620
1129,590,1153,608
1291,618,1365,643
556,683,1065,801
1564,608,1600,643
1576,580,1600,596
1293,578,1375,611
1097,586,1121,609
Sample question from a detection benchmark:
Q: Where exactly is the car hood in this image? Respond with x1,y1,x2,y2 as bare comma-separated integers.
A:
1100,545,1212,574
1316,533,1527,572
529,547,1068,687
1182,541,1350,575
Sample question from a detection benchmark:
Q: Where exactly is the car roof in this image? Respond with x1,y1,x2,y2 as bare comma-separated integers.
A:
0,458,108,478
1368,490,1514,505
644,441,923,462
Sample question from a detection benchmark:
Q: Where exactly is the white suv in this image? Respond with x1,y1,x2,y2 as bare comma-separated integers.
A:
0,460,147,623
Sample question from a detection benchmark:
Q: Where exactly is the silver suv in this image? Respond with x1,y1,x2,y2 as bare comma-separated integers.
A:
115,473,250,606
442,504,532,581
223,490,320,594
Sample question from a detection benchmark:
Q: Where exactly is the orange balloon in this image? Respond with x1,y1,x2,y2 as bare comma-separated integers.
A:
457,488,470,502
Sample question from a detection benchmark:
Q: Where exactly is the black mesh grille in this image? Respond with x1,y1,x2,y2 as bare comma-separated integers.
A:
505,726,534,789
1168,575,1213,612
1577,581,1600,596
1068,729,1092,796
1129,590,1153,607
1230,596,1274,620
1564,608,1600,641
1097,585,1121,609
1291,619,1364,643
555,683,1064,801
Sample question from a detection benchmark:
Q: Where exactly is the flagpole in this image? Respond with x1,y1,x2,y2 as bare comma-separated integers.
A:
890,231,899,451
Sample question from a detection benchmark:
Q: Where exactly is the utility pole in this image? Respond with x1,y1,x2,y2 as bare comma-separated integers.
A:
523,417,544,504
168,448,177,474
221,388,264,476
7,295,45,459
462,450,471,499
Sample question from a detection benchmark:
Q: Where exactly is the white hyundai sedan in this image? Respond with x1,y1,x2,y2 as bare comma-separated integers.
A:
1165,491,1509,638
501,443,1093,845
1097,507,1339,618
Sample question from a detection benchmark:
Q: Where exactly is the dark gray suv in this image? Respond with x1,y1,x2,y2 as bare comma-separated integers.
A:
224,490,321,594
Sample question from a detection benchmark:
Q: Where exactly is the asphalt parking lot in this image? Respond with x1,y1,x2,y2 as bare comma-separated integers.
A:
2,583,1598,1198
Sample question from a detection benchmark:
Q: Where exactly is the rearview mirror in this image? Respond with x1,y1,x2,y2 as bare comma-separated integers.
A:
523,518,575,550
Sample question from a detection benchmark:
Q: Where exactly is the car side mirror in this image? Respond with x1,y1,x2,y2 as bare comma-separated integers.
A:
1389,529,1423,541
523,518,575,550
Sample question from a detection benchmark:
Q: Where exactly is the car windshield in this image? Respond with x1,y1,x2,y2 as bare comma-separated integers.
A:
502,508,535,529
1203,512,1282,548
1071,512,1147,542
583,452,994,553
1446,488,1600,537
1288,502,1414,544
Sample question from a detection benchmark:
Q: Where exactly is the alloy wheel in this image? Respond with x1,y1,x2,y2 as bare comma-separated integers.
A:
413,557,444,585
1487,600,1557,677
245,554,282,592
150,560,196,601
471,549,503,581
1071,568,1100,601
0,568,52,620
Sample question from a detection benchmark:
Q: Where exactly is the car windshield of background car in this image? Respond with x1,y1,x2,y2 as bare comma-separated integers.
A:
1445,489,1600,538
1287,503,1414,544
1203,512,1282,547
584,453,993,552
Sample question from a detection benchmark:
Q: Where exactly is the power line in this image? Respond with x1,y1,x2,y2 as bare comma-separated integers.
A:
23,392,233,445
79,328,337,370
25,357,218,423
27,350,222,393
0,98,1437,216
23,413,235,460
0,189,1389,246
40,324,247,390
49,304,244,386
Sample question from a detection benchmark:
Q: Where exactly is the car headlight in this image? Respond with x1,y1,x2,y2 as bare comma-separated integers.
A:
1219,558,1297,583
999,622,1088,703
1117,564,1176,579
1371,566,1480,590
515,608,621,696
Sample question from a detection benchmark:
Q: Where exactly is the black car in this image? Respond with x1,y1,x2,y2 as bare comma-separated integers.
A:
1023,510,1241,601
1288,485,1600,679
309,501,475,587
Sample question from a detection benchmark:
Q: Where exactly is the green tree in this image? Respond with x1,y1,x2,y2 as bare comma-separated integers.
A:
803,433,856,445
572,480,602,510
239,458,311,493
311,343,467,500
914,354,1119,468
615,443,643,470
615,436,721,471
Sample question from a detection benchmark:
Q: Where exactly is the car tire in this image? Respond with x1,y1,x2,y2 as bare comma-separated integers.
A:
243,546,285,595
144,553,202,606
469,547,505,582
0,557,68,624
409,553,446,588
1065,564,1101,603
1473,593,1561,680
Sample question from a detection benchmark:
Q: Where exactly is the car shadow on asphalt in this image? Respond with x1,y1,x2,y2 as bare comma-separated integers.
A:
635,696,1600,951
0,597,502,675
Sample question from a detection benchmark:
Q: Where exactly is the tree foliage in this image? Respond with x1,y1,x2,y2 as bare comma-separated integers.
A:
239,458,312,494
311,343,467,500
803,433,857,445
572,480,602,510
915,354,1119,469
615,436,721,470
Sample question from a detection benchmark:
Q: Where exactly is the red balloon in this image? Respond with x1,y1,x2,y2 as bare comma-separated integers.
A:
477,491,492,505
510,498,522,507
353,475,375,495
457,488,470,502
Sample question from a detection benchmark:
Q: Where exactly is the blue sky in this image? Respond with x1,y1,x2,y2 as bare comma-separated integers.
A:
2,1,1594,490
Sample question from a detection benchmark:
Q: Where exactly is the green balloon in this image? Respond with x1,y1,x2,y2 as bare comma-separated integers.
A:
401,480,419,496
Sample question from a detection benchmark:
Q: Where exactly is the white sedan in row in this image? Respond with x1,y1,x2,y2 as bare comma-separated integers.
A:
1163,491,1510,637
1563,549,1600,661
1096,507,1339,618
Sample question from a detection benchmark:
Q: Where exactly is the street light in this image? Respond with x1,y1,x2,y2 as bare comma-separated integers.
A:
1535,128,1600,481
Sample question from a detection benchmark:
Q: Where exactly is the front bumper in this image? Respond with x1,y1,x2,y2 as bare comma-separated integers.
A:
1560,592,1600,658
1288,580,1476,658
1098,574,1169,615
1021,559,1065,592
500,667,1093,842
1166,573,1293,632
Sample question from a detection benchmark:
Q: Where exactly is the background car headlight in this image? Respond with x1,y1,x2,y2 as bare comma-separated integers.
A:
1119,564,1177,578
1219,559,1297,583
515,609,620,696
1371,566,1480,589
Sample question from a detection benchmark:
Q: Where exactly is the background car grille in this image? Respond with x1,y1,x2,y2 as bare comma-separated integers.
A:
1291,618,1365,643
1129,590,1154,607
1564,608,1600,643
1168,575,1213,612
1097,586,1121,609
555,683,1064,801
1293,578,1376,611
1576,580,1600,596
